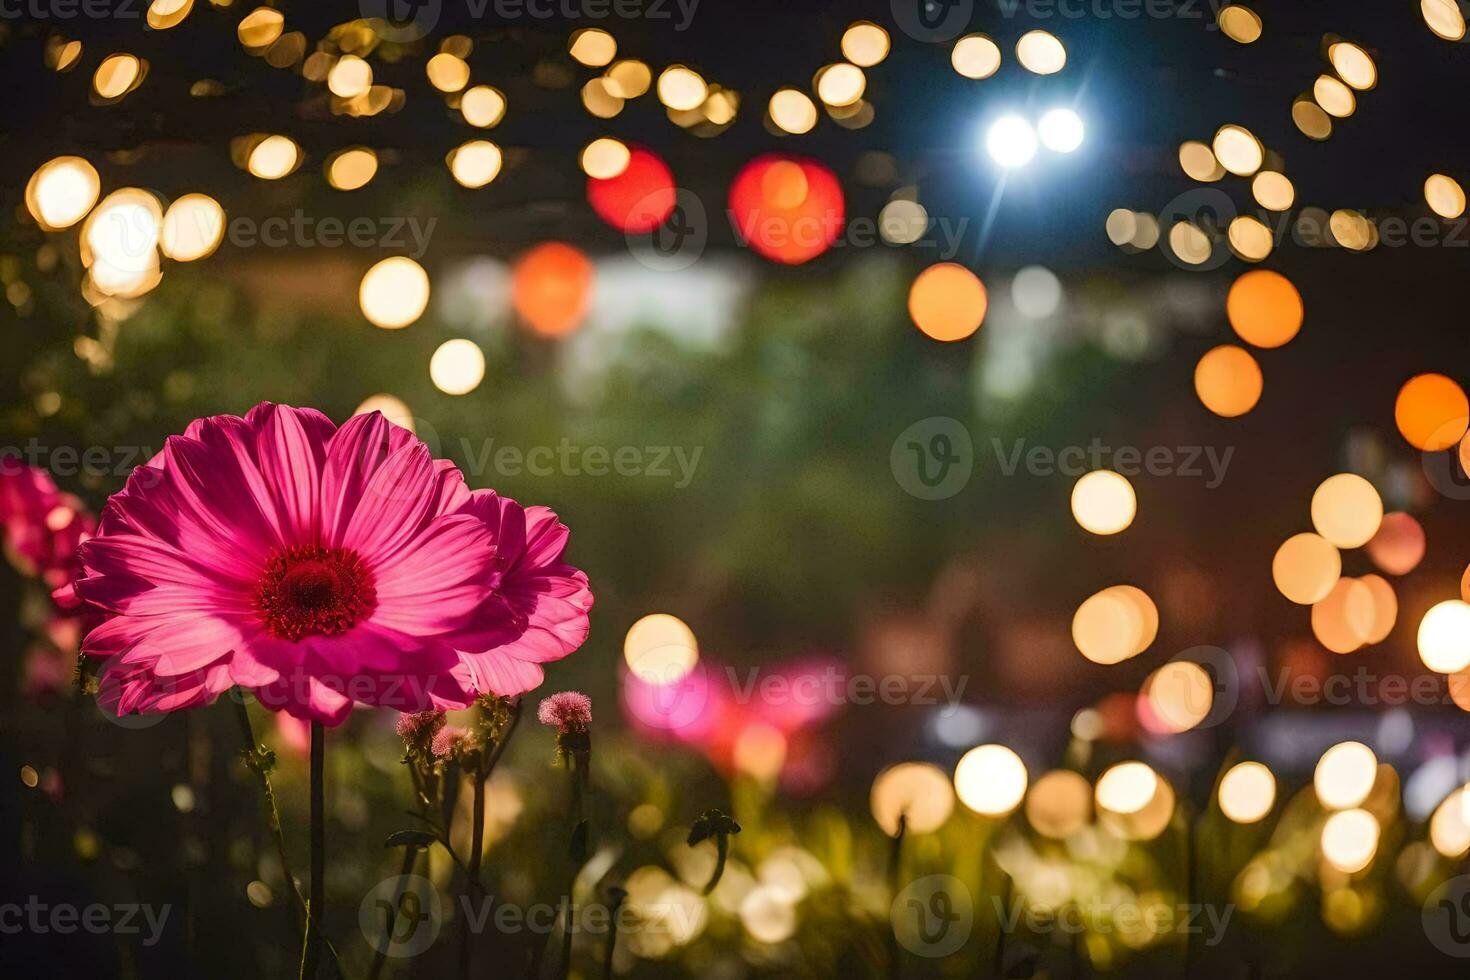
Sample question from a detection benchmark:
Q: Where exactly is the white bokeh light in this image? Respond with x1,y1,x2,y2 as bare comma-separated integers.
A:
986,115,1037,169
1038,108,1085,153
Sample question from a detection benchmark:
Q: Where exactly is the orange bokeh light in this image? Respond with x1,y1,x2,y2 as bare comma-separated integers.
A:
1365,512,1425,576
1194,345,1262,417
512,242,593,338
1395,373,1468,451
908,263,987,342
1226,269,1303,348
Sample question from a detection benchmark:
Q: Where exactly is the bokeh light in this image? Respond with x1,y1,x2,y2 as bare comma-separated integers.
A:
1310,473,1383,549
352,394,414,432
1142,661,1213,733
448,140,503,188
1219,761,1276,823
461,85,507,128
326,54,372,98
841,22,890,67
1194,345,1263,417
425,53,470,92
1070,470,1136,535
768,89,818,135
1038,108,1085,153
986,115,1037,168
1429,787,1470,857
26,156,100,231
358,256,430,329
1227,270,1302,348
1212,124,1264,176
568,28,616,67
512,242,593,337
728,155,844,264
1426,174,1466,219
1314,741,1378,809
247,135,300,180
815,64,865,107
160,194,225,262
1026,770,1091,838
657,66,707,111
1072,585,1157,664
1252,171,1295,211
870,763,955,835
1016,30,1066,74
1394,373,1468,451
580,137,631,179
1096,761,1159,815
326,148,378,191
907,263,986,341
1218,5,1263,43
1418,600,1470,673
623,613,698,685
1313,75,1356,117
1365,512,1425,576
429,339,486,395
1179,141,1224,182
94,54,144,100
1423,0,1468,40
1273,532,1341,605
587,146,675,233
1311,577,1377,653
1321,808,1380,873
951,35,1001,79
1328,42,1377,90
953,745,1028,816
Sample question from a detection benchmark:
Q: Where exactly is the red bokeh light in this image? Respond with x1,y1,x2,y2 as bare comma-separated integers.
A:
728,153,844,264
586,146,676,234
512,241,593,337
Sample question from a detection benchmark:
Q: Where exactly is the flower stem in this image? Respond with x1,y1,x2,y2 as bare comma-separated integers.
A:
460,766,486,980
301,720,326,980
231,695,305,934
368,845,419,980
887,813,906,980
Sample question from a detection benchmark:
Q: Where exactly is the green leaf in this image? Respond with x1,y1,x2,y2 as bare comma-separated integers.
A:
384,830,437,850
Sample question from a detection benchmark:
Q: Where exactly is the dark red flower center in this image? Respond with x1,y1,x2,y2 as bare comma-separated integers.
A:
256,546,376,641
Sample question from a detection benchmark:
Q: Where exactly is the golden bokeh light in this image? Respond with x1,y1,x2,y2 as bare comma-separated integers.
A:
48,38,83,73
1429,787,1470,858
1314,741,1377,809
327,55,372,98
580,137,631,179
624,613,698,684
1179,140,1224,182
1227,270,1302,348
1419,600,1470,673
1313,75,1356,117
1292,96,1333,140
352,394,414,433
1273,532,1341,605
160,193,225,262
1212,124,1264,176
569,28,617,67
447,140,503,188
1016,30,1066,74
1425,174,1466,219
358,256,430,329
1072,585,1157,664
1227,216,1273,262
426,53,470,93
1311,577,1377,653
870,763,955,835
769,88,818,135
1423,0,1468,40
908,263,986,342
247,135,301,180
94,54,144,100
462,85,507,127
1026,770,1092,838
1096,761,1159,815
1070,469,1136,535
146,0,193,30
25,156,100,231
954,745,1028,817
1395,373,1468,450
842,22,890,67
326,147,378,191
1321,808,1380,873
657,66,707,111
1168,221,1212,265
605,59,652,98
429,338,486,396
238,7,284,49
1217,4,1262,43
1310,473,1383,549
1329,209,1373,251
1252,172,1295,211
1358,574,1397,644
1328,41,1377,90
1219,761,1276,824
815,63,865,107
82,187,162,276
1194,344,1262,417
1143,661,1213,733
952,35,1002,79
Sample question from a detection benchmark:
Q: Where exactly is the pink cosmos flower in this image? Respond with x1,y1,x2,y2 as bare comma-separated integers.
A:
75,403,593,724
0,457,95,596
